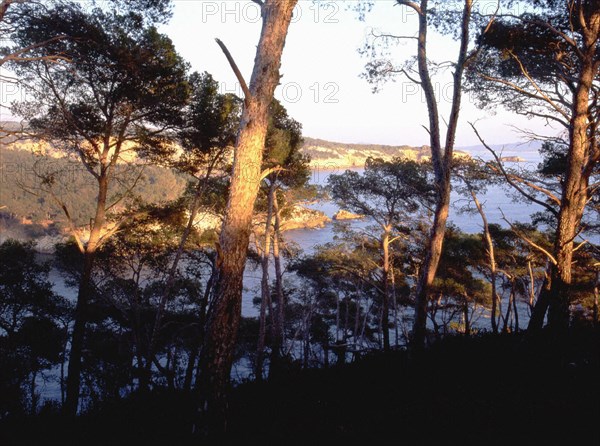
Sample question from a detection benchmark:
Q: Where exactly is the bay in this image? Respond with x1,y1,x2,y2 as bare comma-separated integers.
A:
282,164,544,257
37,152,550,402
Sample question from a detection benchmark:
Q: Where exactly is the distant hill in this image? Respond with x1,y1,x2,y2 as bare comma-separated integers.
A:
0,145,188,240
301,136,470,168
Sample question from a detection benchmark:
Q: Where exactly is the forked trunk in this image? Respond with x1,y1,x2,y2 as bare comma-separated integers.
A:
528,272,551,331
411,0,472,349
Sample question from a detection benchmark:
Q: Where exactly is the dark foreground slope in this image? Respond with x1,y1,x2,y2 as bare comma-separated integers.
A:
1,329,598,445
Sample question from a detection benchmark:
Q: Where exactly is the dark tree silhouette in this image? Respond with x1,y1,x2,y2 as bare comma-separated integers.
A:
9,3,189,414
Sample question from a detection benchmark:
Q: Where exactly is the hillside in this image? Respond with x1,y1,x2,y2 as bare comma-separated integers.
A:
301,136,471,168
0,145,190,240
1,330,597,445
1,123,474,240
3,120,470,170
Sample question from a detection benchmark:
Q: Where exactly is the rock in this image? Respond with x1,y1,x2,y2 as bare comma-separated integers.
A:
500,156,526,162
253,205,331,233
280,205,331,231
333,210,363,220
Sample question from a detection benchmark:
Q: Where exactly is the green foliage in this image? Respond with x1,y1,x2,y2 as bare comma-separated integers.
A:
433,227,490,306
6,2,191,246
0,240,68,335
289,229,398,350
53,219,213,404
176,71,241,176
11,4,189,142
263,99,309,190
466,1,600,126
328,157,435,227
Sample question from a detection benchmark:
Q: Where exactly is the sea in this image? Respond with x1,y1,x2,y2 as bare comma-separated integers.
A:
37,142,570,401
241,142,548,315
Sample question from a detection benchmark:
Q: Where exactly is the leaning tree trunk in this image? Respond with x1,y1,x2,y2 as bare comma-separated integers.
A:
546,33,597,331
147,159,220,383
198,0,297,433
411,0,472,349
468,187,500,333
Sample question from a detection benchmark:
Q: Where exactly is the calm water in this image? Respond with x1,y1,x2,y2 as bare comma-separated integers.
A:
284,160,544,257
40,147,556,400
49,147,548,317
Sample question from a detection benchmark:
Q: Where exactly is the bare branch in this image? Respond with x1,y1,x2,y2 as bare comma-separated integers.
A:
500,209,557,265
573,239,588,253
0,34,68,66
469,122,559,217
478,73,570,127
505,173,561,206
400,68,421,85
508,51,571,121
260,166,286,181
396,0,422,16
369,28,418,41
215,38,252,105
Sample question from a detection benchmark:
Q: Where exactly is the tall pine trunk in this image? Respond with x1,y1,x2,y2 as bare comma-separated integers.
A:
256,181,275,380
411,0,473,348
64,173,108,415
546,28,597,330
198,0,297,432
381,229,391,351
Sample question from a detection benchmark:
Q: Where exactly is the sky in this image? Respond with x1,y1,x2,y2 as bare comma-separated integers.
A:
159,0,561,148
0,0,562,148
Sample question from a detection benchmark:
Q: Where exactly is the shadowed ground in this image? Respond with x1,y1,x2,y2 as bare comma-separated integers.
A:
1,328,598,445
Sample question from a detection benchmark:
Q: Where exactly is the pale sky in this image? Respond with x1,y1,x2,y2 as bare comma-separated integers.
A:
0,0,561,148
160,0,560,148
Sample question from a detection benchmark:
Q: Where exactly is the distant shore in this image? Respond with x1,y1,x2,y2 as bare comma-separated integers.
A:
306,150,471,171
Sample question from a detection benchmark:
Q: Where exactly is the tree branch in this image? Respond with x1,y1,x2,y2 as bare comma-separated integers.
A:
396,0,422,16
260,166,286,181
215,38,252,106
500,209,557,265
469,122,559,217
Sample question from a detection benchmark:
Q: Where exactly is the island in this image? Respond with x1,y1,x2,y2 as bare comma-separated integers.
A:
500,156,527,162
333,209,364,220
301,136,471,170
